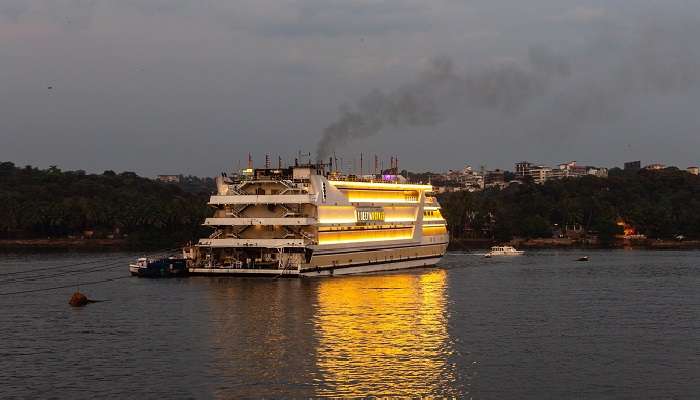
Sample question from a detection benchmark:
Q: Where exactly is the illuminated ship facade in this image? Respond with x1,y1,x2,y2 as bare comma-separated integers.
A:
185,164,448,276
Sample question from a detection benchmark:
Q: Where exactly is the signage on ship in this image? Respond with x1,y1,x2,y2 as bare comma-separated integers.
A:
356,207,385,223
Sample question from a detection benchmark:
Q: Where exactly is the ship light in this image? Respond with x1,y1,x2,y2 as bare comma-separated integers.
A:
318,206,356,224
328,181,433,191
423,225,447,235
319,219,357,224
384,218,416,223
318,228,414,245
345,190,419,203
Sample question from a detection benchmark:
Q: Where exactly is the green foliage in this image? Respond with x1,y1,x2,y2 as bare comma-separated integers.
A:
438,168,700,241
0,162,211,245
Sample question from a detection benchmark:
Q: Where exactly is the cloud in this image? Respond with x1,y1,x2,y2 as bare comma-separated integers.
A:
245,0,435,37
3,0,700,174
0,1,31,22
557,6,608,23
316,17,700,161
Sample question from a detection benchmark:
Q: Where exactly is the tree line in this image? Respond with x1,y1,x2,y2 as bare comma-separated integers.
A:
2,161,698,247
0,162,212,246
438,168,700,243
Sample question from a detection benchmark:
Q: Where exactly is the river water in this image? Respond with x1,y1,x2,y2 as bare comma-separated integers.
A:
1,250,699,399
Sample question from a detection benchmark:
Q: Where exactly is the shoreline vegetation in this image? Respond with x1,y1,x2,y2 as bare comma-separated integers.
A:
439,167,700,250
0,162,212,251
1,161,698,252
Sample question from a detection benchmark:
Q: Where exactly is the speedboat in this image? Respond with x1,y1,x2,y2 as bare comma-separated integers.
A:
485,246,524,257
129,257,188,277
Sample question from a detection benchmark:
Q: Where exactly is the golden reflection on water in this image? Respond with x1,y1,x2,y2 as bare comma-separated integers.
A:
314,269,458,397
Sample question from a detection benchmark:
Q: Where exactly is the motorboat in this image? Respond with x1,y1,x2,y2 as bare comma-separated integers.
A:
485,246,524,257
129,257,188,277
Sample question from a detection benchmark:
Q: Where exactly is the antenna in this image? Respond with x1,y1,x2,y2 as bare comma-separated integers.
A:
248,153,253,169
360,153,363,176
265,154,270,169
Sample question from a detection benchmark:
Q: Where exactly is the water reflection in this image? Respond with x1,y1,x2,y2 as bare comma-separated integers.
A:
200,278,319,398
314,270,459,397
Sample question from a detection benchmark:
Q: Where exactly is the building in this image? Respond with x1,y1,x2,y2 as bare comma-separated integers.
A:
624,161,641,171
515,161,532,178
484,169,505,185
644,163,665,170
515,161,551,183
157,174,182,183
438,165,484,191
528,166,552,184
551,161,588,179
515,160,607,184
687,167,699,175
587,167,609,178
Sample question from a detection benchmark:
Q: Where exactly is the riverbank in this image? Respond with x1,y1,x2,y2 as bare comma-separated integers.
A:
0,238,183,252
448,237,700,250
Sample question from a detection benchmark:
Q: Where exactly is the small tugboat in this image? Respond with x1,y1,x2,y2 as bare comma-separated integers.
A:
577,256,589,262
485,245,524,257
129,257,188,278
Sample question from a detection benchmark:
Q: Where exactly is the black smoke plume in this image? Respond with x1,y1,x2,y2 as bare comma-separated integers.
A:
316,20,700,161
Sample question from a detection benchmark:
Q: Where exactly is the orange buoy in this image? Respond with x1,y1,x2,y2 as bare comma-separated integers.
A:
69,291,90,307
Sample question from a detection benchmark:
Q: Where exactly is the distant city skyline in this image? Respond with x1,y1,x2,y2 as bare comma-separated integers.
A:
3,155,696,178
1,1,699,176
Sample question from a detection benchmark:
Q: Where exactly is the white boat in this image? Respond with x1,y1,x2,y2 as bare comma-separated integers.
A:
485,246,524,257
182,161,449,277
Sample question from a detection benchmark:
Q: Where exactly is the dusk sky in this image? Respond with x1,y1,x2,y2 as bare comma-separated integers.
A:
1,0,699,176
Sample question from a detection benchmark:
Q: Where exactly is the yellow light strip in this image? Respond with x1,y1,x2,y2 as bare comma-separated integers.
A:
318,228,414,245
423,225,447,235
348,198,418,203
384,218,416,222
318,219,357,224
424,206,440,210
328,180,433,190
423,223,447,227
318,234,414,245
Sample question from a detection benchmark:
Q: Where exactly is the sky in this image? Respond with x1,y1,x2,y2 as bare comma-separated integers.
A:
1,0,699,176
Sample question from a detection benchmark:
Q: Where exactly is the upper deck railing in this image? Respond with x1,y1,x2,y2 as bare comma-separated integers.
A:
225,166,432,187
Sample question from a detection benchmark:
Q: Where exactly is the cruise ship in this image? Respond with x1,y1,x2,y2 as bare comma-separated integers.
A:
183,162,449,277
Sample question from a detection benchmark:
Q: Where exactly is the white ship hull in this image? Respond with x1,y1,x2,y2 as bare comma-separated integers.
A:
301,255,444,277
188,255,444,277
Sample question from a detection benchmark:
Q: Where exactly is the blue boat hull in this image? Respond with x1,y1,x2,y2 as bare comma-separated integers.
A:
131,258,188,278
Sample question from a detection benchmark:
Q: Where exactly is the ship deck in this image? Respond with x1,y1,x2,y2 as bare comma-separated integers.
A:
188,267,299,277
